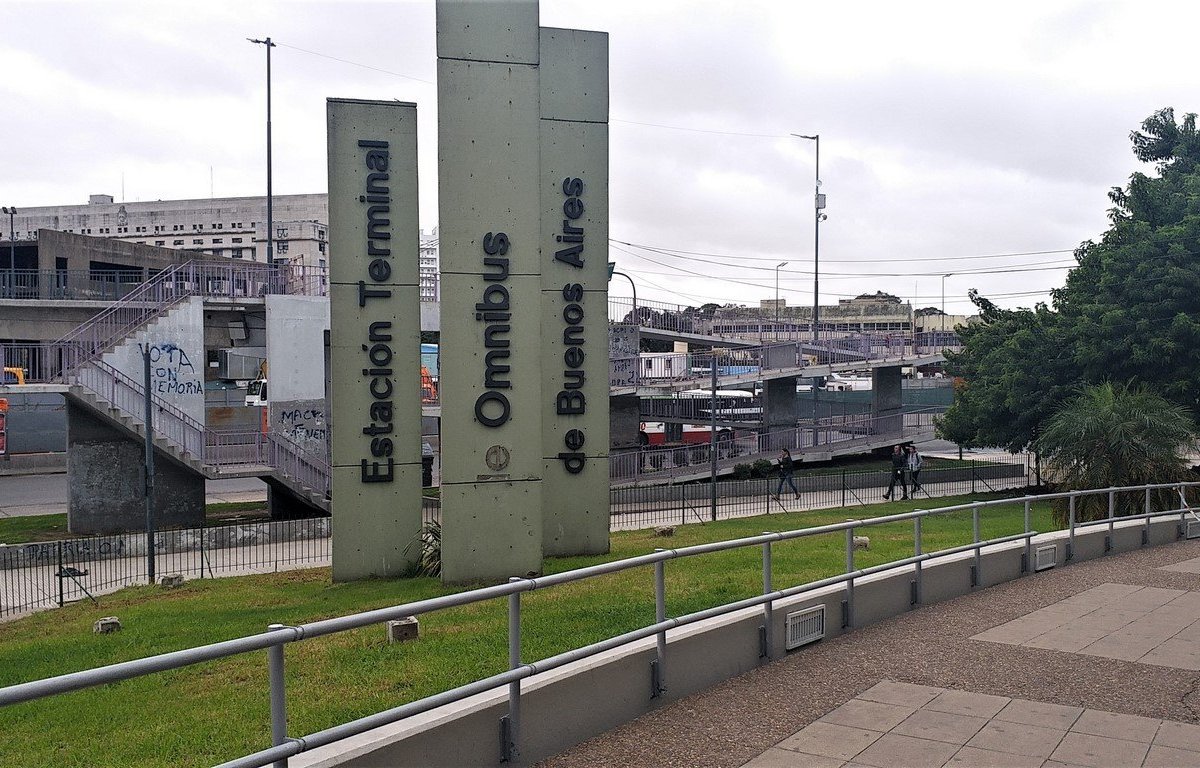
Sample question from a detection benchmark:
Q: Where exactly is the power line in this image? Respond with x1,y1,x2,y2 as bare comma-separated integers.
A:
611,238,1079,265
272,41,436,85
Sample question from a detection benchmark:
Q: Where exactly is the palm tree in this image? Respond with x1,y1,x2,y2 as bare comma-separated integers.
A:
1035,383,1198,525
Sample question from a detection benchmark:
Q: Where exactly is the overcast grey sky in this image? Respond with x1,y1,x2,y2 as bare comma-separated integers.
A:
0,0,1194,314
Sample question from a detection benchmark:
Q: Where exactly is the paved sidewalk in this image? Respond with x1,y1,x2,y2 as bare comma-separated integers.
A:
538,538,1200,768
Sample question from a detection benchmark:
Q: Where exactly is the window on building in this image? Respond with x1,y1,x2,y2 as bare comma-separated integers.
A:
211,249,223,256
318,229,326,240
216,223,223,229
231,248,244,259
192,239,203,245
155,240,165,246
318,241,326,253
276,241,289,253
319,259,327,269
276,227,288,238
173,240,184,246
232,237,242,243
212,238,222,244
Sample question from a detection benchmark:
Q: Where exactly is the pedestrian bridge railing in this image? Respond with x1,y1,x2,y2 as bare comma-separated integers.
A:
3,482,1198,767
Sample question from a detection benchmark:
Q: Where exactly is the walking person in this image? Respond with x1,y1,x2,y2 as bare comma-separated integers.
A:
907,445,924,494
883,444,908,500
774,448,800,500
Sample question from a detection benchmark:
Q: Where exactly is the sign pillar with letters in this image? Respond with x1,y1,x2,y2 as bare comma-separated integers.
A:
327,98,423,581
437,0,546,583
539,27,610,556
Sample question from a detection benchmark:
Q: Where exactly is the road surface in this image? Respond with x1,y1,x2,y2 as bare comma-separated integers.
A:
0,474,267,518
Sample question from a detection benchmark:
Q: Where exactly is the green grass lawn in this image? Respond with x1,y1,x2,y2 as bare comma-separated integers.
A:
0,491,1057,767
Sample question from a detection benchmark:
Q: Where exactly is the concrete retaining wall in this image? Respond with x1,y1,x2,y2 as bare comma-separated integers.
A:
0,518,330,569
292,513,1190,768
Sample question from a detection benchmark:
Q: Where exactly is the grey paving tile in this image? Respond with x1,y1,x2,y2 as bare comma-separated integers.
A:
1024,625,1112,652
1169,621,1200,642
1078,608,1149,630
1077,635,1154,661
1155,720,1200,751
820,698,916,732
775,721,884,762
1131,587,1188,607
1048,732,1150,767
966,720,1067,758
1144,743,1200,767
970,626,1032,645
893,709,990,746
1060,583,1144,605
740,747,845,767
1163,590,1200,610
1071,709,1161,743
995,699,1083,731
926,690,1012,719
852,733,960,768
857,680,943,709
1040,762,1091,768
1160,557,1200,574
945,745,1043,767
1140,637,1200,670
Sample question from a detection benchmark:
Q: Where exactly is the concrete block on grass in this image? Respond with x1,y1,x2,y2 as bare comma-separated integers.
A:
387,617,420,644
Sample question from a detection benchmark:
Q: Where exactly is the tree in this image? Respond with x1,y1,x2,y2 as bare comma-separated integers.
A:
941,107,1200,449
1035,383,1198,524
938,291,1073,451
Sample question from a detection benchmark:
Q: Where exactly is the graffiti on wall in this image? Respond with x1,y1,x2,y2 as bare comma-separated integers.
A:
148,343,203,396
279,407,327,446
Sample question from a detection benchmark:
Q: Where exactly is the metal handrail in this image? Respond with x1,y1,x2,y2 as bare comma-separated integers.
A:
3,481,1196,767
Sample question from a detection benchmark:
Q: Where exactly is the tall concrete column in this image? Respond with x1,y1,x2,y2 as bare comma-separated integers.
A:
538,27,610,557
761,343,799,450
872,365,904,438
327,98,423,581
438,0,545,583
66,401,203,534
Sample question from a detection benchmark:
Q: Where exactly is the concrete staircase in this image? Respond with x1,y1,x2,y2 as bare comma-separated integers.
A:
41,262,331,514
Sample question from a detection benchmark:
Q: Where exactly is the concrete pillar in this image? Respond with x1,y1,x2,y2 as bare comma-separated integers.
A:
872,365,904,437
609,394,641,450
762,376,799,450
66,401,204,534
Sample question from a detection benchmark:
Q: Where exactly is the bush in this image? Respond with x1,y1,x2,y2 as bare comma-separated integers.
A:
733,463,752,480
751,459,774,478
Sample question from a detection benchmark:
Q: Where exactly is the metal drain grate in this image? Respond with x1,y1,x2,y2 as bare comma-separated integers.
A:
1187,521,1200,540
1034,544,1057,571
785,605,825,650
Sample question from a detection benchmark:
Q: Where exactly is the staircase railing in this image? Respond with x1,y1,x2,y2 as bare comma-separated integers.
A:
53,261,283,378
71,359,205,459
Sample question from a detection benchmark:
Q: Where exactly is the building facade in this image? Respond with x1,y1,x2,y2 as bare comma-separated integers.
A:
4,194,439,300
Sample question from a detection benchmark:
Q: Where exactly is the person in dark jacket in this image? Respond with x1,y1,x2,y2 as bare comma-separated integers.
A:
884,444,908,500
774,449,799,500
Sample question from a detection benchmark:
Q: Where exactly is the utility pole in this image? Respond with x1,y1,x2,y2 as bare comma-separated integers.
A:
142,345,156,584
248,37,276,264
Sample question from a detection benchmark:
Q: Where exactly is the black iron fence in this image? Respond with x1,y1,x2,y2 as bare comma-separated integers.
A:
0,518,331,619
609,455,1032,529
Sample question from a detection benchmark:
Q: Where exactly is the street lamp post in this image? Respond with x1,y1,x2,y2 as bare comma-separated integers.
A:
248,37,276,265
1,207,15,296
774,261,788,341
793,134,824,345
941,273,953,346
